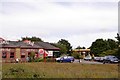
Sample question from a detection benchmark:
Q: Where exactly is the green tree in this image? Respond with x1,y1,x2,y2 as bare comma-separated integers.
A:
115,33,120,58
100,49,118,57
53,43,67,55
29,51,35,62
72,52,81,59
107,39,118,50
90,39,110,56
76,46,82,49
115,33,120,44
57,39,72,55
21,36,43,42
76,46,86,49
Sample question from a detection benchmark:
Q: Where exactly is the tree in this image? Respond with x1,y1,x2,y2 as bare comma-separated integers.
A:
52,43,67,55
29,51,35,62
76,46,86,49
100,49,118,57
90,39,110,56
115,33,120,44
21,36,43,42
76,46,82,49
57,39,72,55
72,52,79,59
115,33,120,58
107,39,118,50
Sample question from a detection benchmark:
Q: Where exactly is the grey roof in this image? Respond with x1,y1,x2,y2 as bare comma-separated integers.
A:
16,41,43,49
35,42,60,50
1,41,59,50
1,41,42,48
1,41,17,48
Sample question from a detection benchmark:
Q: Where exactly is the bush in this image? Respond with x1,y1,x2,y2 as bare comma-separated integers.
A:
34,58,44,62
29,51,35,62
72,52,81,59
100,49,118,57
46,58,55,62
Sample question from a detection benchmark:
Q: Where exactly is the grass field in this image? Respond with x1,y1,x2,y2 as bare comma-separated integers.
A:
2,62,119,78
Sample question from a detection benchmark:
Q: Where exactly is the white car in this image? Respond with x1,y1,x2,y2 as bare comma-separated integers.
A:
84,56,92,61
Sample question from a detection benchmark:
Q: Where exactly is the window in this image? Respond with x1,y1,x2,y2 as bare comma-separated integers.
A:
21,55,25,58
10,52,14,58
2,52,7,58
21,53,25,58
28,52,31,56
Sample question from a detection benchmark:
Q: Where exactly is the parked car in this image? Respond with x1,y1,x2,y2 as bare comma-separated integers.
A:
103,55,119,64
84,56,92,61
94,57,104,62
56,56,74,63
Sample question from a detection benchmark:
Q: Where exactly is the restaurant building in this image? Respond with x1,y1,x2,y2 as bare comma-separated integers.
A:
0,38,60,63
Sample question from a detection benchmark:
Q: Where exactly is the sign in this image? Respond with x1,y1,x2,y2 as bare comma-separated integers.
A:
48,51,53,56
39,49,44,54
38,49,48,63
44,51,48,57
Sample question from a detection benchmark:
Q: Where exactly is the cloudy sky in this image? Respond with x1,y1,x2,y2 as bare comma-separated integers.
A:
0,0,119,48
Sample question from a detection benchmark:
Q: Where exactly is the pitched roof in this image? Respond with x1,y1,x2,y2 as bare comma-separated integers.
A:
0,38,5,42
1,41,59,50
35,42,60,50
1,41,17,48
16,41,43,49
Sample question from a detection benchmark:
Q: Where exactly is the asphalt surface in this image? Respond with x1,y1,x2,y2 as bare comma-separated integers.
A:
73,59,103,64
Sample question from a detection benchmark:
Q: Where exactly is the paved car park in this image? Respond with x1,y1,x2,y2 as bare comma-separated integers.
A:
73,59,103,64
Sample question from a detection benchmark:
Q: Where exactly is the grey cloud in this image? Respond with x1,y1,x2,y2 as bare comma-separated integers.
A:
1,2,37,15
54,2,117,9
0,0,118,47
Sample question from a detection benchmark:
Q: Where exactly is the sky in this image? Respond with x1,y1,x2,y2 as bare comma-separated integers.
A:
0,0,119,48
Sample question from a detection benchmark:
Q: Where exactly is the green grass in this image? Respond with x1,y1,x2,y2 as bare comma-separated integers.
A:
2,62,118,78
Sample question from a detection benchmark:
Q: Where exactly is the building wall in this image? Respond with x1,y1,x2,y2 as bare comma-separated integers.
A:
1,47,59,63
1,48,40,62
16,48,21,60
20,48,39,62
1,48,16,63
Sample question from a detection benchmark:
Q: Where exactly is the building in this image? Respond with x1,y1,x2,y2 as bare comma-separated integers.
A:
0,38,60,63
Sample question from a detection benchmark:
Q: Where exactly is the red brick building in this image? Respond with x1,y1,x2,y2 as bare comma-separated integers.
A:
0,38,60,63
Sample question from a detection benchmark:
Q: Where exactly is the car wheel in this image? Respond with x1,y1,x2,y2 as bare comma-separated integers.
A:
103,60,106,64
70,60,73,63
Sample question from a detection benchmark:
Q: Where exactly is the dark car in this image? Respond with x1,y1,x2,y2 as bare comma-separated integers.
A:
56,56,74,63
103,56,119,64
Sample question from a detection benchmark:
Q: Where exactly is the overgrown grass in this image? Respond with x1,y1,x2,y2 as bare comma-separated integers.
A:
2,62,118,78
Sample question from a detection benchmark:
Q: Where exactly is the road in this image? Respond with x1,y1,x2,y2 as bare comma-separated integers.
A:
73,59,103,64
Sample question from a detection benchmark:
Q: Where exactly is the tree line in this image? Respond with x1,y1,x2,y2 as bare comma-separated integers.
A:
20,33,120,58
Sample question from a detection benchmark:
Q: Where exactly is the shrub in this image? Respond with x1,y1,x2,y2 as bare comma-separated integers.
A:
29,51,35,62
34,58,44,62
72,52,81,59
46,58,55,62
